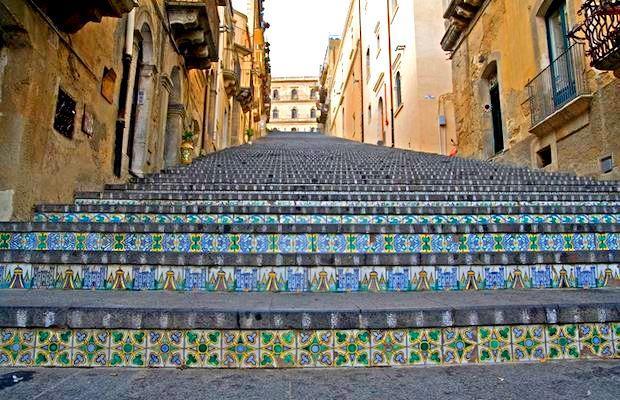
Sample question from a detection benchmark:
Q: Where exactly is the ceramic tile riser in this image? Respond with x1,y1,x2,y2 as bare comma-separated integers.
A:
0,132,619,369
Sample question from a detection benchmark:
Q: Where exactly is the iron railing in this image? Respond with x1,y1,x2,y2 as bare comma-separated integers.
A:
570,0,620,71
526,43,589,126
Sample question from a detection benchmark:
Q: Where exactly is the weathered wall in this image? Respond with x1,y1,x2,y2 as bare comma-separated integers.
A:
0,1,125,220
450,0,619,178
0,0,210,220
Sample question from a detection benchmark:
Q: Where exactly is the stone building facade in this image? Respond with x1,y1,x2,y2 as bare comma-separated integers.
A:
0,0,270,220
318,0,457,154
441,0,619,179
268,77,320,132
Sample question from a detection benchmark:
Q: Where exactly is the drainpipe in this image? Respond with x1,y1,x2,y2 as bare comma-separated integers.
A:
357,0,365,144
385,0,395,147
125,9,135,57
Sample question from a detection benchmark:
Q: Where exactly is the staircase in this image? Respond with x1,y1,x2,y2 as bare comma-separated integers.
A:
0,132,618,368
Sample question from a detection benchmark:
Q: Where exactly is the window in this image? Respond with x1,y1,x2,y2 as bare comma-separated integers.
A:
366,48,371,78
395,72,402,107
376,33,381,56
273,108,279,119
310,89,317,99
291,108,298,119
291,127,297,132
601,156,614,174
368,104,372,121
53,87,77,139
291,89,298,100
310,108,317,118
536,146,553,168
272,89,279,100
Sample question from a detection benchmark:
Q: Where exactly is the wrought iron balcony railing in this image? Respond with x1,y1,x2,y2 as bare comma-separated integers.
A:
570,0,620,71
526,43,589,127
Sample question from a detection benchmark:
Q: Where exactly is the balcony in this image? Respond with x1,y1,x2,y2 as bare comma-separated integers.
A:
440,0,484,51
526,43,591,135
166,0,220,70
29,0,137,33
570,0,620,71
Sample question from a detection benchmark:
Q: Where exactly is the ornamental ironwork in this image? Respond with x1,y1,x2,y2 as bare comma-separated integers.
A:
569,0,620,71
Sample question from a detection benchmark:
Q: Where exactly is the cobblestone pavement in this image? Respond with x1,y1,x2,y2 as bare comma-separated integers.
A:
1,361,619,400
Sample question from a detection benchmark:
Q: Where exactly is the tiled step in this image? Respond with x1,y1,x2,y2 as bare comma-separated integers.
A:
73,199,620,207
33,211,620,225
0,222,616,254
35,203,620,216
74,191,620,202
1,261,617,291
0,290,617,368
107,183,620,193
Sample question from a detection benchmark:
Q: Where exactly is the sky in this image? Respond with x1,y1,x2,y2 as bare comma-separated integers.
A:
232,0,350,77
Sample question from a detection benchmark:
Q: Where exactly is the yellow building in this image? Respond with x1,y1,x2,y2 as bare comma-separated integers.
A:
0,0,270,220
268,77,320,132
319,0,456,154
0,0,222,220
442,0,619,178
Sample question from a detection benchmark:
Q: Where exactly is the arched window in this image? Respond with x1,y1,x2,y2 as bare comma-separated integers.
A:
273,108,279,119
366,48,371,76
291,89,298,100
310,108,317,118
368,104,372,121
291,127,297,132
395,72,402,107
291,108,298,119
272,89,279,100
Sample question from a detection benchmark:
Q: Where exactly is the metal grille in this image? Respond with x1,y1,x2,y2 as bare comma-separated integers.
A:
526,43,589,126
570,0,620,71
53,88,76,138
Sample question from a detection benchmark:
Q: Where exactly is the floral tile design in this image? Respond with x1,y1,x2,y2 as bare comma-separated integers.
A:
370,330,407,366
442,327,478,364
259,331,296,368
221,331,260,368
546,325,579,360
408,329,442,365
297,330,334,368
478,326,512,363
334,330,370,367
511,325,546,362
109,330,147,367
72,330,110,367
34,329,72,367
0,329,36,367
578,324,614,359
184,330,222,368
146,330,184,367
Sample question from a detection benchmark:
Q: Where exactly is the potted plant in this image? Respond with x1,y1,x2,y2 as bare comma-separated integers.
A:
180,130,194,165
245,128,254,145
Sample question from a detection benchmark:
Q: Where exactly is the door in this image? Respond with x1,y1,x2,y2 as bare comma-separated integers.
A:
489,77,504,154
546,1,575,107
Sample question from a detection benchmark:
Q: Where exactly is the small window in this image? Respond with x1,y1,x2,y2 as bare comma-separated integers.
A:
600,155,614,174
395,72,402,107
272,108,279,119
53,88,77,139
310,108,317,118
291,108,298,119
291,89,298,100
272,89,279,100
536,146,553,168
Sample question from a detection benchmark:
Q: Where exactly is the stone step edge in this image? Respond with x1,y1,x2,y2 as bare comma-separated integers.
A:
35,204,620,215
75,192,620,201
0,289,617,330
2,222,616,234
1,250,616,267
